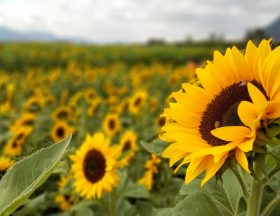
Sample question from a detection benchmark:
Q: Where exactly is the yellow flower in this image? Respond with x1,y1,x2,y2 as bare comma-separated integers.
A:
55,195,72,211
70,133,119,199
102,113,120,137
4,127,33,157
161,39,280,186
11,113,36,133
129,90,147,114
51,121,74,143
138,154,161,190
117,130,138,168
0,156,14,171
52,106,73,122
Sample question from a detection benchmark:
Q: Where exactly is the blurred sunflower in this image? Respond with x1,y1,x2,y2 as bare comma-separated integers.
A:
129,90,147,114
87,97,102,117
0,156,14,171
70,133,119,199
102,113,120,136
4,127,32,157
161,39,280,186
11,112,36,132
55,176,73,211
118,130,138,168
138,154,161,190
55,195,73,211
52,106,73,122
23,96,45,113
83,88,98,103
51,121,74,143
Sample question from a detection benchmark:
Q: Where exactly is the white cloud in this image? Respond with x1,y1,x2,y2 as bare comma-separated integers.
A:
0,0,279,42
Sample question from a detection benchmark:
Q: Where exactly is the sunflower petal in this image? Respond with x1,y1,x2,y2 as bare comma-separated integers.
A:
201,153,228,186
211,126,251,141
235,148,250,173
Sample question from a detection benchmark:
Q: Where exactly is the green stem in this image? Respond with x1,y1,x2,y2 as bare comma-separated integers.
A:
261,164,280,184
261,195,280,216
108,192,116,216
231,167,249,201
247,155,265,216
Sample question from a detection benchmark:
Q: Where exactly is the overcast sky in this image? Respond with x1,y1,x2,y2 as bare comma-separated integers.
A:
0,0,279,43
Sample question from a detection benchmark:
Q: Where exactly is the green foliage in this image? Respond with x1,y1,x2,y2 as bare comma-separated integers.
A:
0,135,71,216
141,139,169,156
178,170,243,216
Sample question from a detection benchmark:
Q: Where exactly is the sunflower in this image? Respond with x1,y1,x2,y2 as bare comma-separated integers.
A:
55,176,73,211
129,90,147,114
0,156,14,171
138,154,161,190
4,127,33,157
11,112,36,133
23,96,45,113
70,133,119,199
117,130,138,168
51,121,74,143
55,195,73,211
52,106,73,122
160,39,280,186
102,113,120,137
87,97,102,117
83,88,98,103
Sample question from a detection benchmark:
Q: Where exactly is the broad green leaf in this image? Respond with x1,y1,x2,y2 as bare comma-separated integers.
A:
123,183,150,199
179,170,242,216
157,192,223,216
141,139,168,155
0,135,72,216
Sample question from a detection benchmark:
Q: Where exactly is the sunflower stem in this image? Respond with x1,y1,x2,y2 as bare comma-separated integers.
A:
108,192,116,216
231,167,248,201
261,164,280,184
261,194,280,216
247,154,265,216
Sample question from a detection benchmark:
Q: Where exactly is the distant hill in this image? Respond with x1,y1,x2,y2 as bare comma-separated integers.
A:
265,16,280,41
0,25,87,43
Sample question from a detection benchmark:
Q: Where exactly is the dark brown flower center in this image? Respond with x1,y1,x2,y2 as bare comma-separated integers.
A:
199,81,266,146
83,149,106,183
122,140,131,152
57,110,69,119
134,97,142,107
108,119,116,130
56,127,65,138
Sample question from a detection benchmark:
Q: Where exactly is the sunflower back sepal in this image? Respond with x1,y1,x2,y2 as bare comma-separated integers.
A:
140,139,168,156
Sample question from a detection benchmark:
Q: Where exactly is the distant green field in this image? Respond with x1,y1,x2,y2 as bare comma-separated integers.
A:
0,42,245,71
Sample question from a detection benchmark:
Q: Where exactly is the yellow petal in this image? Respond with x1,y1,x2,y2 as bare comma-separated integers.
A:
185,156,209,184
235,148,250,173
267,102,280,119
201,153,228,186
236,136,255,152
247,82,268,111
211,126,251,141
238,101,261,128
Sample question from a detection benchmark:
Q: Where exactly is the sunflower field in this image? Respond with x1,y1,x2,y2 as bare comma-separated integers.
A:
1,40,280,216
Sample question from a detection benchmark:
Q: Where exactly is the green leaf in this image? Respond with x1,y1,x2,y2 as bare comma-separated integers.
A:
179,170,242,216
0,135,72,216
267,144,280,160
123,183,150,199
157,192,223,216
141,139,168,155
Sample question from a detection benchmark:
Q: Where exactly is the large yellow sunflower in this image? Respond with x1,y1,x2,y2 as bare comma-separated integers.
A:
70,133,119,199
117,130,138,168
161,39,280,186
